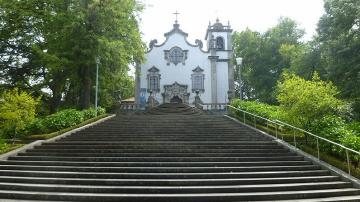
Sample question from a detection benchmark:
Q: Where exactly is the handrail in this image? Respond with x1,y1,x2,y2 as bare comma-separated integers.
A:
227,105,360,176
274,119,360,155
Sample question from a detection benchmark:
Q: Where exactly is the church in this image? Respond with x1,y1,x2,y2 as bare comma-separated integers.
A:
135,17,234,107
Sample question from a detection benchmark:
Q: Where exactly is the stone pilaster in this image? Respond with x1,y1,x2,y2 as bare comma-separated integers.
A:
208,54,219,103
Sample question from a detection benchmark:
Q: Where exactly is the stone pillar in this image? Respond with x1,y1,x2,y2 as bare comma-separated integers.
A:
209,55,219,103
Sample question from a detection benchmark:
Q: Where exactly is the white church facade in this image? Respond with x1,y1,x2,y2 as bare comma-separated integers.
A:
135,19,234,107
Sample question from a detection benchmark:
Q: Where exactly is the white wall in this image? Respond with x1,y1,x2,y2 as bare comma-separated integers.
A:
139,25,231,105
140,32,212,104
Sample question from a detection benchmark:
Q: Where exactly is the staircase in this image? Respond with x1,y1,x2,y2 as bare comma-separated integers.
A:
0,103,359,201
145,103,203,115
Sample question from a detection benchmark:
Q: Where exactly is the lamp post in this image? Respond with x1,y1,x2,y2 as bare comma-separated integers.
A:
95,56,100,116
235,57,243,100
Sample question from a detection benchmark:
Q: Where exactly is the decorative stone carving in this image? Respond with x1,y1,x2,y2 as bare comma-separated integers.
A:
164,47,188,66
193,90,204,109
162,82,190,104
195,39,203,49
147,91,159,108
149,39,158,49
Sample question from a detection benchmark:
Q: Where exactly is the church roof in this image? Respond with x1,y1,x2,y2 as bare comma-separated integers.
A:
164,23,188,38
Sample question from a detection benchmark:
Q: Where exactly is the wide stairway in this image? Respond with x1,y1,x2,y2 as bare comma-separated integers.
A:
0,104,359,201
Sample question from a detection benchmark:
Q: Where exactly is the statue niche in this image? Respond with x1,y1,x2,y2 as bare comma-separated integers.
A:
162,82,190,104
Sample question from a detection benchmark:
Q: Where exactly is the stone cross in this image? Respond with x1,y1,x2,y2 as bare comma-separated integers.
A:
173,11,180,23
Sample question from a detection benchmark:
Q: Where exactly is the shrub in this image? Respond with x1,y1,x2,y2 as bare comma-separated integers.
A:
24,118,47,135
230,99,280,120
97,106,106,115
83,108,97,120
0,88,38,138
276,72,343,129
43,109,84,132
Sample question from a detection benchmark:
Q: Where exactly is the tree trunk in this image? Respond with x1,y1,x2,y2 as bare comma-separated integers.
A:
80,64,91,109
49,75,64,113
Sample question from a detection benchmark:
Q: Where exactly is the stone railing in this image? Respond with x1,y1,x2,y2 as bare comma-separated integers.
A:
118,103,143,111
198,103,228,111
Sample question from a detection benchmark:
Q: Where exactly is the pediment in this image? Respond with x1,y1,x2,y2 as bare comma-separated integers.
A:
192,66,204,73
148,66,159,72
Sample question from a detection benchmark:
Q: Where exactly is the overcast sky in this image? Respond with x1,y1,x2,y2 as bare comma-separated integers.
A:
139,0,325,45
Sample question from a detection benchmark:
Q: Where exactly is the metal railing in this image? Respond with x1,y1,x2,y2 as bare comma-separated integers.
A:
227,105,360,177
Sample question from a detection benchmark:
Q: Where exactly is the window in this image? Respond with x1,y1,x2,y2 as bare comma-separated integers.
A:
149,76,159,91
147,66,160,92
169,47,184,65
216,37,224,50
164,47,188,65
193,75,204,90
191,66,205,93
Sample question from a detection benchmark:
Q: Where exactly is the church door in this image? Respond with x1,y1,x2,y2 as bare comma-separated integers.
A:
162,82,190,104
170,96,182,103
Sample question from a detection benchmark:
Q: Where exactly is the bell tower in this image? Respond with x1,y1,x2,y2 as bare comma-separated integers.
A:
205,19,234,103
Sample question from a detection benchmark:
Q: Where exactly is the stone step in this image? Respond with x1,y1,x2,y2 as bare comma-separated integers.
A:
7,156,305,162
42,141,276,145
0,165,321,173
0,160,313,167
0,170,330,179
0,175,341,186
0,105,358,201
0,181,352,194
27,148,289,153
18,152,297,158
0,189,358,201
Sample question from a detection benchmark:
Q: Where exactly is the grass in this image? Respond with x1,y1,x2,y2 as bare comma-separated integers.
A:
0,143,24,155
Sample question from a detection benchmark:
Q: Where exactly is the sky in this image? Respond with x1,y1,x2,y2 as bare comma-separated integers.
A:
139,0,325,45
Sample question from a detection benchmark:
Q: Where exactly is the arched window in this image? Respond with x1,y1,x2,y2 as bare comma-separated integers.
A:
147,66,160,92
191,66,205,93
216,37,224,50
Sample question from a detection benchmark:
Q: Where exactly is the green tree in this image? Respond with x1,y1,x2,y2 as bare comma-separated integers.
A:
0,0,145,112
233,17,305,103
317,0,360,113
0,88,38,138
276,72,343,129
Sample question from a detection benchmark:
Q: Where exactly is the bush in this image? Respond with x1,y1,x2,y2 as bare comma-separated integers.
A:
97,106,106,115
83,107,106,120
230,99,280,120
83,108,97,120
42,109,84,132
276,72,343,129
0,88,38,139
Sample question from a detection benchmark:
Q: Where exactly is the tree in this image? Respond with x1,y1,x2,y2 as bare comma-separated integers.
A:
0,0,145,112
317,0,360,112
0,88,38,138
276,72,343,129
233,17,305,103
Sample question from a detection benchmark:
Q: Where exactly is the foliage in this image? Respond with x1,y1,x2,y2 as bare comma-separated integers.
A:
0,0,145,112
0,88,38,138
317,0,360,101
25,107,106,135
233,17,305,103
276,72,344,129
83,107,106,120
27,113,109,140
230,99,280,120
42,109,84,132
